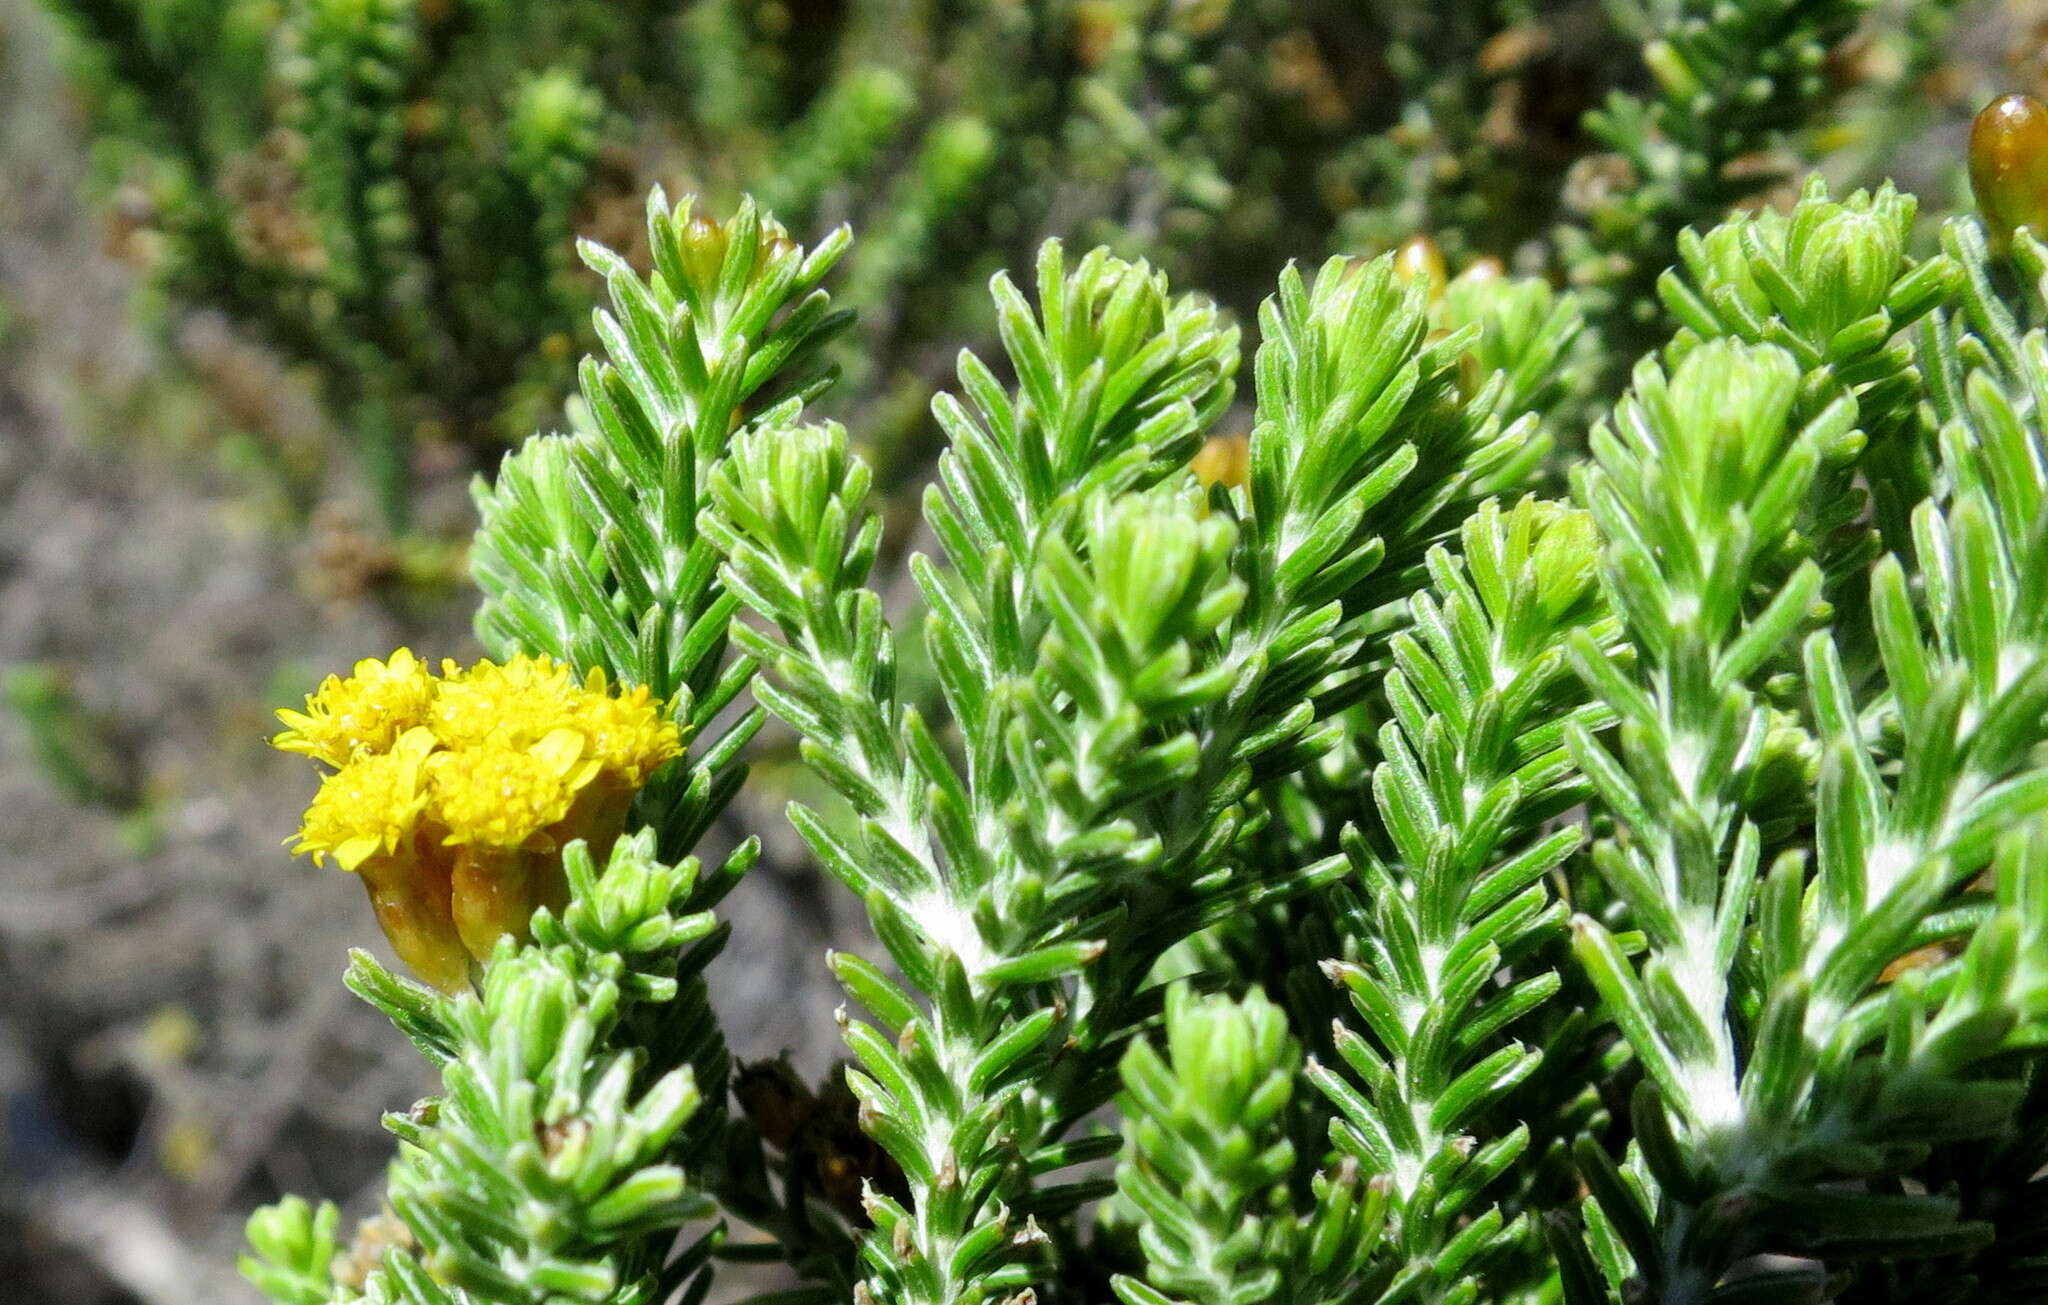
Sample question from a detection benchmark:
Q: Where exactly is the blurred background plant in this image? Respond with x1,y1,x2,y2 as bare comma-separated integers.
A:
0,0,2041,1302
30,0,1987,538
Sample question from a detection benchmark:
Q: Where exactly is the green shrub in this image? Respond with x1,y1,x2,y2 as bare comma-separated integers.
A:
240,79,2048,1297
37,0,1959,524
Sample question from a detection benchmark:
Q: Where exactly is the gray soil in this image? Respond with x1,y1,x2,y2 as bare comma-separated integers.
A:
0,4,860,1300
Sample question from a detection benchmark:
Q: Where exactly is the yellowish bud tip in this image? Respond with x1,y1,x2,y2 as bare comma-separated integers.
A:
1391,234,1448,301
1190,433,1250,491
1461,255,1505,285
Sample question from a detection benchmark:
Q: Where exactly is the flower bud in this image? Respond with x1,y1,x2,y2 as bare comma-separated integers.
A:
758,215,797,269
1391,234,1447,301
1460,255,1505,285
680,210,728,288
1190,432,1249,490
1970,94,2048,249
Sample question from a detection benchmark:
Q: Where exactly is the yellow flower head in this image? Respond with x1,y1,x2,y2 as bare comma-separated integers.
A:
431,656,683,787
274,648,437,767
277,647,685,986
428,728,603,849
571,669,685,786
291,728,435,870
429,654,583,752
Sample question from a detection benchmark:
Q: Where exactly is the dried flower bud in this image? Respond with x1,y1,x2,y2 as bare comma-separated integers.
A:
734,1057,815,1151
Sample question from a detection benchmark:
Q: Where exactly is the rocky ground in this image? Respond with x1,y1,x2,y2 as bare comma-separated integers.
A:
0,5,860,1300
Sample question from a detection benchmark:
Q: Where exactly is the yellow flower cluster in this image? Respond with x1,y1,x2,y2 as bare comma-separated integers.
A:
275,650,683,991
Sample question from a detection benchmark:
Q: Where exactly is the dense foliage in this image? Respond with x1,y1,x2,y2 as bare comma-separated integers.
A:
42,1,2018,1302
237,65,2048,1299
35,0,1966,524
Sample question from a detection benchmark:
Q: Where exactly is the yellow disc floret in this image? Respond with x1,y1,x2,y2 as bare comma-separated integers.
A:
290,727,435,870
427,728,602,850
274,648,436,767
432,655,683,785
570,669,685,786
429,654,583,751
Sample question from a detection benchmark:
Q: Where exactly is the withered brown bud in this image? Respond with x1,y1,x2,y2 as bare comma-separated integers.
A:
733,1056,814,1151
